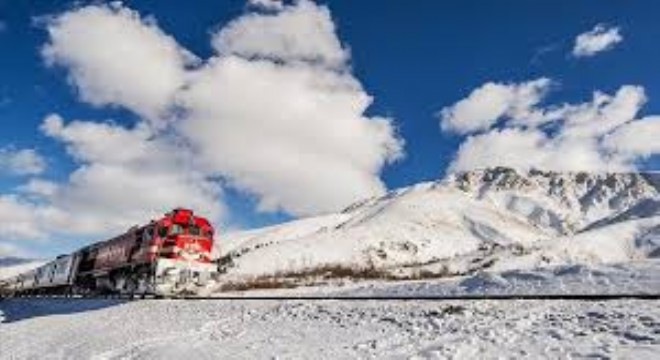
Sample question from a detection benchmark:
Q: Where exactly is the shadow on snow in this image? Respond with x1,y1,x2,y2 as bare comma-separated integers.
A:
0,298,128,323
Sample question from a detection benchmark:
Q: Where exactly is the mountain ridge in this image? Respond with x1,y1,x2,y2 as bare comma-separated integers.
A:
217,167,660,281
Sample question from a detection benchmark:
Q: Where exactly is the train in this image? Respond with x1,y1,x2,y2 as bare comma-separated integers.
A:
0,208,217,297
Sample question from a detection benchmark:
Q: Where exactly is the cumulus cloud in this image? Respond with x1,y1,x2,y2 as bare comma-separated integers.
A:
0,148,46,175
0,113,224,245
179,54,402,215
572,24,623,58
41,3,196,125
212,0,348,69
41,1,401,218
0,1,401,244
35,114,224,235
603,116,660,157
440,78,552,134
440,80,658,172
0,242,26,257
17,179,59,198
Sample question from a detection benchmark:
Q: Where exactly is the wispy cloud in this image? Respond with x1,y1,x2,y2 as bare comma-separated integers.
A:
0,148,46,176
572,24,623,58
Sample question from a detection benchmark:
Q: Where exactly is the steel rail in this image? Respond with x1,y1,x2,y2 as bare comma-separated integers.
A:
2,293,659,301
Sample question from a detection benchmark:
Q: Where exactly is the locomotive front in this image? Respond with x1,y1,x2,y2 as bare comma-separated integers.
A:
151,208,218,295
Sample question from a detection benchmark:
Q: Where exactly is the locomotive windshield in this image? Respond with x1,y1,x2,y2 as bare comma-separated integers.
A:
189,225,201,236
158,223,210,237
169,224,184,236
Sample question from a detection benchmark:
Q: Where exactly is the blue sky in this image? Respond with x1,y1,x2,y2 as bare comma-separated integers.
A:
1,0,660,257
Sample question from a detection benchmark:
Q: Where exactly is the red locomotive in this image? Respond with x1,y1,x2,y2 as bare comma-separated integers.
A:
1,208,217,297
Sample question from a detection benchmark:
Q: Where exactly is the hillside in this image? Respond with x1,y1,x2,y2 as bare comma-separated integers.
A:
216,167,660,285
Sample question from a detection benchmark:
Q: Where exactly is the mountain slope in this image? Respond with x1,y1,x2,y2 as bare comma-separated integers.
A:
216,168,660,282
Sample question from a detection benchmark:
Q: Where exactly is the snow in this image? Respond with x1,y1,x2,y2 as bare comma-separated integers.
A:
216,168,660,284
1,298,658,359
333,260,660,298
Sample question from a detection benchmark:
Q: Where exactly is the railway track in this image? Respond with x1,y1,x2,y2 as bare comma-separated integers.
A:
2,293,659,301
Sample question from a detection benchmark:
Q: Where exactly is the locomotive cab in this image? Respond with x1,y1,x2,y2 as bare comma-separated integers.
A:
154,208,214,263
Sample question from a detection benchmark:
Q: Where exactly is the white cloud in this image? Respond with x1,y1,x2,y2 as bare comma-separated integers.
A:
248,0,284,11
178,56,402,215
0,148,46,175
212,0,348,69
441,80,658,173
39,1,401,219
36,114,224,235
572,24,623,58
41,3,196,125
0,1,401,245
559,86,645,139
0,242,24,257
604,116,660,158
18,179,59,198
0,114,225,243
440,78,552,134
0,195,48,239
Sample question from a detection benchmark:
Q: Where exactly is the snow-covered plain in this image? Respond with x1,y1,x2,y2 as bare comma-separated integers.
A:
1,298,658,359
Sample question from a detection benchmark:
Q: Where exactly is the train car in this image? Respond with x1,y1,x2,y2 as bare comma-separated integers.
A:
1,255,79,296
34,255,80,291
1,208,218,298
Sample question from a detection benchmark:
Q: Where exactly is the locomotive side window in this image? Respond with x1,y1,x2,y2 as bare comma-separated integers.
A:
158,226,168,238
143,226,153,242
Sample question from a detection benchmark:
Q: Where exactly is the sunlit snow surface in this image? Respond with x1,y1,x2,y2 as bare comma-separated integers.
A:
1,260,659,359
1,298,658,359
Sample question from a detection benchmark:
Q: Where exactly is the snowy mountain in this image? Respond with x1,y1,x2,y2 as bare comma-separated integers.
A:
216,167,660,283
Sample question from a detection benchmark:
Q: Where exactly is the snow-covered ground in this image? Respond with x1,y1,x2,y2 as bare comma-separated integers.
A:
1,298,658,359
335,260,660,298
4,259,657,359
206,259,660,298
